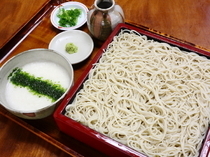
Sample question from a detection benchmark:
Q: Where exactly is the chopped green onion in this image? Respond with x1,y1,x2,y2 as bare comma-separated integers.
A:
57,8,81,27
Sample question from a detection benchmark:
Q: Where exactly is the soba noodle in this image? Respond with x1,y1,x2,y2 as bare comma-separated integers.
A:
65,29,210,157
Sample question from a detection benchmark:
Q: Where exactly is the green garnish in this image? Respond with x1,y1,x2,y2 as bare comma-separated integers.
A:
65,43,78,54
8,68,66,102
57,8,81,27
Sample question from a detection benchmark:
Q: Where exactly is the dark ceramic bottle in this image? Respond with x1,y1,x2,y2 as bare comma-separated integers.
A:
87,0,124,41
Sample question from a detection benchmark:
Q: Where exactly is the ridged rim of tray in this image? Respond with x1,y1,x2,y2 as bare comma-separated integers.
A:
0,0,59,61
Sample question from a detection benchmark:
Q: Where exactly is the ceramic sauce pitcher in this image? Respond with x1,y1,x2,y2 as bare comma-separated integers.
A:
87,0,125,41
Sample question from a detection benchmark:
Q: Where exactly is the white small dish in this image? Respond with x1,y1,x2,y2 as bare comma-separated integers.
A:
49,30,94,64
50,2,88,30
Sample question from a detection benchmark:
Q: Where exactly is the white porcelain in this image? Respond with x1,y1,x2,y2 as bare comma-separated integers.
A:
87,0,125,41
49,30,94,64
0,49,74,119
50,2,88,30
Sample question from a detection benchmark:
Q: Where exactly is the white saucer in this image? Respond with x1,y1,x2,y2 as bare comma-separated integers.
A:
49,30,94,64
50,2,88,30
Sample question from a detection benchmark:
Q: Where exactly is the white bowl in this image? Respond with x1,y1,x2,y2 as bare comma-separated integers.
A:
0,49,74,119
50,2,88,30
49,30,94,64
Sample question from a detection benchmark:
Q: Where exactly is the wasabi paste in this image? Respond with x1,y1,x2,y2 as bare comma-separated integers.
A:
65,43,78,54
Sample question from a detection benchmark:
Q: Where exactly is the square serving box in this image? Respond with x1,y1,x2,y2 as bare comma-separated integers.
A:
53,23,210,157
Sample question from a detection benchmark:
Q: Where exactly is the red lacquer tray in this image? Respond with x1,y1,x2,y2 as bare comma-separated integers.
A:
53,23,210,157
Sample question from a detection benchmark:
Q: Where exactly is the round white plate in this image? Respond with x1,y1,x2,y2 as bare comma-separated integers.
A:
50,2,88,30
49,30,94,64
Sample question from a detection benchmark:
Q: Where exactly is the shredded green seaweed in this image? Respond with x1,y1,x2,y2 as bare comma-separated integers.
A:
8,68,66,102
